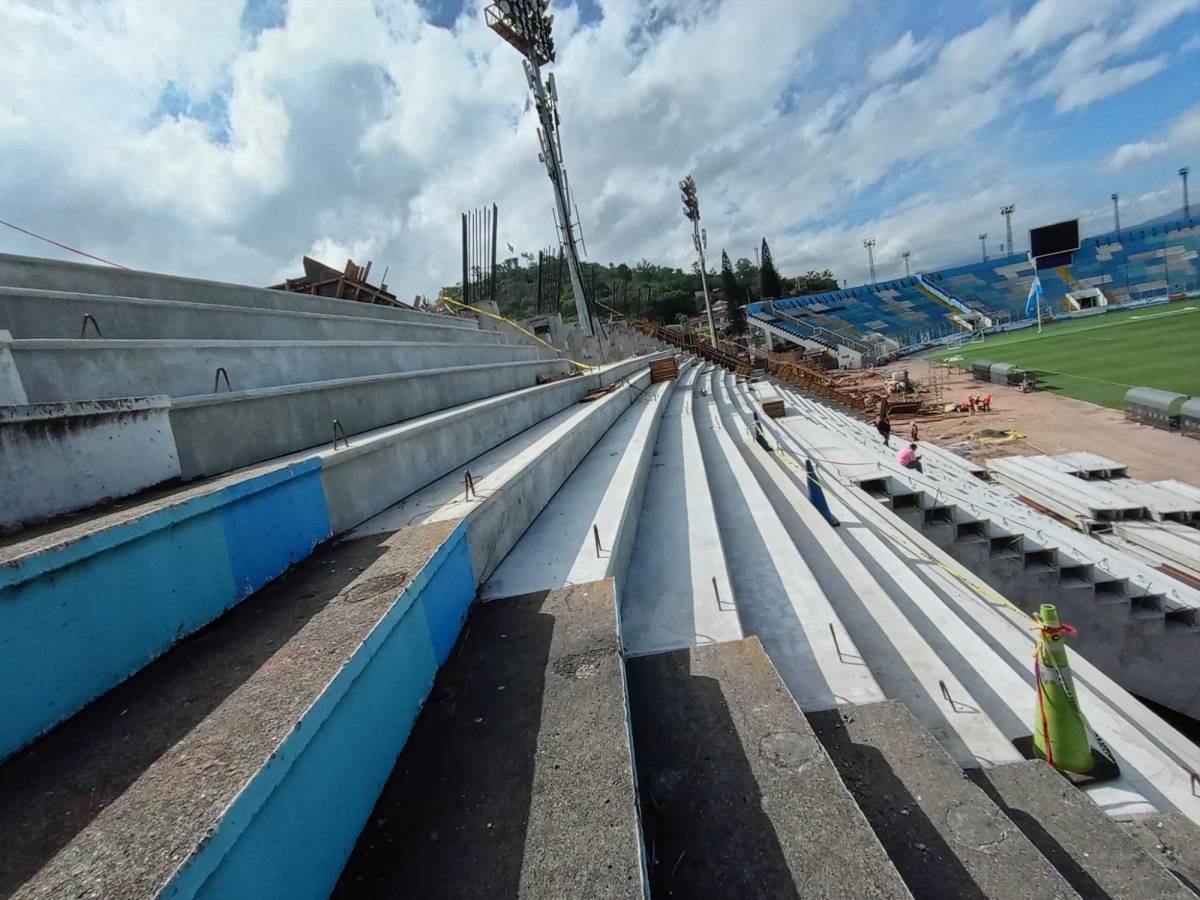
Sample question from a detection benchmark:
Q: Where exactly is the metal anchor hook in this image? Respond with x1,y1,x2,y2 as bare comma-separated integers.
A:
464,470,478,501
213,367,231,393
332,418,350,450
80,313,102,338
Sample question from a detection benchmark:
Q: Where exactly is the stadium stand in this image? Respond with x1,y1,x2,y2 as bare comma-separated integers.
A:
749,215,1200,359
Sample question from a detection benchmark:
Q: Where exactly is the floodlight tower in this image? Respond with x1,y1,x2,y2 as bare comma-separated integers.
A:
863,238,876,283
901,250,911,277
1000,204,1014,254
679,174,716,343
1181,167,1191,218
486,0,593,335
978,233,988,262
1111,193,1120,234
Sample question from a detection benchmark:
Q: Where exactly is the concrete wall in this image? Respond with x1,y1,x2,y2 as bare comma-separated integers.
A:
0,287,505,345
162,522,475,900
10,337,543,402
0,330,27,404
0,397,180,531
170,359,573,479
0,459,332,761
0,252,469,329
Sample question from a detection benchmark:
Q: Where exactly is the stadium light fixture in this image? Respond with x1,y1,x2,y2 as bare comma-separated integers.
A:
486,0,595,336
901,250,911,277
1000,205,1015,255
978,233,988,262
679,174,716,343
1111,193,1120,235
863,238,876,284
1181,167,1191,219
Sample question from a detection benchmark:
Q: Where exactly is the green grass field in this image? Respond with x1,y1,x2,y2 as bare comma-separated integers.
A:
927,304,1200,409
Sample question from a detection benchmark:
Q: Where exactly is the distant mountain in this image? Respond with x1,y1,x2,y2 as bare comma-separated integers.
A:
1130,206,1192,228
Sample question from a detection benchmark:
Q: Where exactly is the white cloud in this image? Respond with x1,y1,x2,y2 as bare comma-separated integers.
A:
0,0,1192,299
1054,55,1167,112
868,31,934,82
1103,104,1200,170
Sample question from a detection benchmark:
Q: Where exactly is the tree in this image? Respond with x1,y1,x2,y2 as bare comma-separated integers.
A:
719,250,747,335
760,238,784,300
795,269,839,295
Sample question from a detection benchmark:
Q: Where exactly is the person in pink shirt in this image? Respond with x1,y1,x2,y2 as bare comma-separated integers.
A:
897,442,923,473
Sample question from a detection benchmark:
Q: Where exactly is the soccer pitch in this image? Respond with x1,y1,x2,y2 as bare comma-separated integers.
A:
928,304,1200,409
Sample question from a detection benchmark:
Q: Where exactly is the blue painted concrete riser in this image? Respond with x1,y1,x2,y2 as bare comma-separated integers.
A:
163,522,475,900
0,460,332,760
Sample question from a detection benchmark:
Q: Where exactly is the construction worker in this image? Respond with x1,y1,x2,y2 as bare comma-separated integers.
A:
980,393,992,412
909,421,920,442
897,442,924,473
876,414,892,447
967,394,976,415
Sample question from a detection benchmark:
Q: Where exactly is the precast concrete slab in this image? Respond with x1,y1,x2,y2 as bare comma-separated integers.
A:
332,581,643,900
0,252,469,328
347,361,669,584
626,638,910,899
0,286,505,345
169,358,572,479
760,383,1200,825
480,360,687,600
1,397,181,531
721,374,1022,768
9,337,543,402
808,701,1077,900
1119,814,1200,894
694,369,883,712
972,761,1192,899
619,365,744,657
0,520,469,900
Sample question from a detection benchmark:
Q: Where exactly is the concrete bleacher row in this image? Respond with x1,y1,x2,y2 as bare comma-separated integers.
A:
3,252,1199,899
746,216,1200,361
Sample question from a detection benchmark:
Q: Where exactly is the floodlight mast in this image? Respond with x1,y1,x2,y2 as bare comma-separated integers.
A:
486,0,593,335
679,174,716,343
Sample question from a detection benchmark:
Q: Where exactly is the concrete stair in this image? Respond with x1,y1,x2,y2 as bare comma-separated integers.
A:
808,700,1077,899
0,252,454,326
1,353,665,759
972,760,1193,898
618,364,744,657
0,350,668,898
6,336,545,402
771,380,1200,721
0,285,502,344
626,637,910,898
332,580,643,899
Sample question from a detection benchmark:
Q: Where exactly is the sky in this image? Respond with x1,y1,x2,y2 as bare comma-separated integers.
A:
1,0,1197,296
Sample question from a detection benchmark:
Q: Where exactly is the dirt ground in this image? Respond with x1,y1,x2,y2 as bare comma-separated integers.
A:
880,360,1200,483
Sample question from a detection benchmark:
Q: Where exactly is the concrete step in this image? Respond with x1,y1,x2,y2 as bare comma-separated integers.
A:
3,360,573,529
1119,813,1200,895
619,364,744,657
0,518,475,900
626,637,910,898
6,335,544,403
169,358,572,480
0,354,666,760
808,700,1078,899
480,359,688,600
0,359,662,898
333,580,642,900
694,368,884,712
767,386,1200,825
0,286,503,344
971,760,1192,898
718,372,1020,769
0,251,468,328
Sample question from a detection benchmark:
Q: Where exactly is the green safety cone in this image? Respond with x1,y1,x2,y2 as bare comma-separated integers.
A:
1013,603,1119,783
1031,604,1093,774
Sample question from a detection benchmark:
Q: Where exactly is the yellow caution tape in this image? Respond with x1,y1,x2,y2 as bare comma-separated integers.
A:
438,295,596,371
